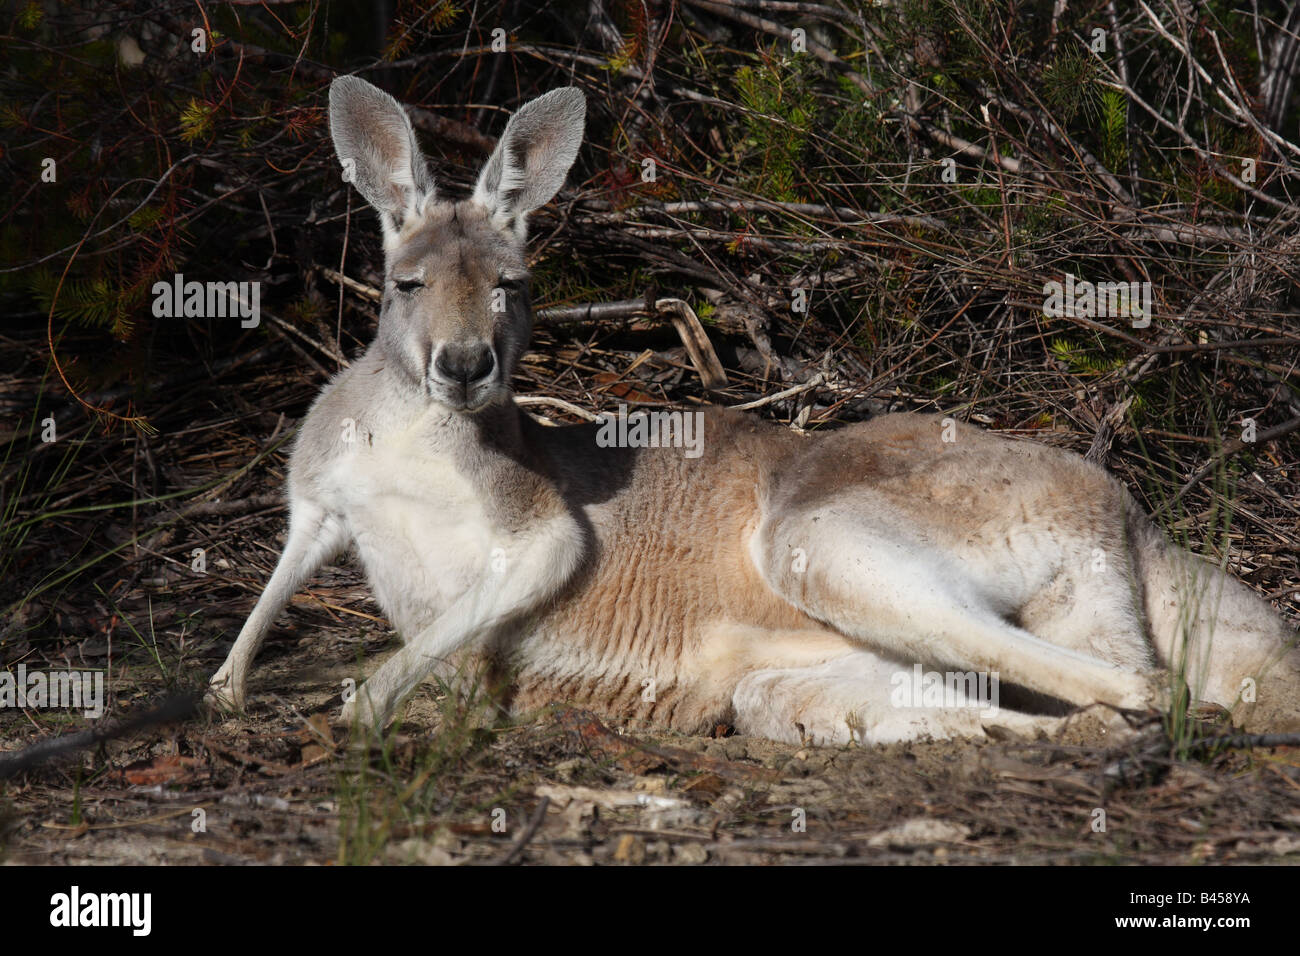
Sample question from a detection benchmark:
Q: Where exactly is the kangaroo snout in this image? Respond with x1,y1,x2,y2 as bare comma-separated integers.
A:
430,340,498,407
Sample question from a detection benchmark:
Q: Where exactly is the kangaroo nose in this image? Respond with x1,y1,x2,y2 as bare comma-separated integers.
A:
435,342,496,385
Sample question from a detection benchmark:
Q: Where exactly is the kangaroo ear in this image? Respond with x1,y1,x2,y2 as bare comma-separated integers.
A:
329,75,436,238
473,87,585,237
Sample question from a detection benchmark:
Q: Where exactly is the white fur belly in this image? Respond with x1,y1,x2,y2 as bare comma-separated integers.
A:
323,430,490,638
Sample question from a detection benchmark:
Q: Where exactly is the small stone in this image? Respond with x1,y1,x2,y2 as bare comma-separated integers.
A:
612,834,646,864
554,758,584,782
721,738,748,761
867,818,970,848
385,839,457,866
711,787,745,812
673,843,709,865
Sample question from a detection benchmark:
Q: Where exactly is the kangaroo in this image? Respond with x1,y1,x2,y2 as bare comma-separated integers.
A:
206,76,1300,746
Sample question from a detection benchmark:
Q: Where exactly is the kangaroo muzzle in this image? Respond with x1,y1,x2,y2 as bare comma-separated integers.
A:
430,340,498,409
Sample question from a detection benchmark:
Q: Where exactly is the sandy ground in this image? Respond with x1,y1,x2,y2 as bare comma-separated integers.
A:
3,622,1299,866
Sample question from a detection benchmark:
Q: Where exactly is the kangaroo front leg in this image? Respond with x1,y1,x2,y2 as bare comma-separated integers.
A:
340,516,584,731
207,499,349,710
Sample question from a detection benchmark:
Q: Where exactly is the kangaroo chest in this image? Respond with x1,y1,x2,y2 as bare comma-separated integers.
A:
321,412,493,636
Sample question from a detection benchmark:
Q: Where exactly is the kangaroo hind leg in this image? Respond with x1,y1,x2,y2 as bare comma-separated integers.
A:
732,652,1065,746
753,505,1155,712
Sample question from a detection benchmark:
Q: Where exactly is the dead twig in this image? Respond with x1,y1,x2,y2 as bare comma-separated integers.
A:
494,796,551,866
1168,414,1300,509
0,693,200,780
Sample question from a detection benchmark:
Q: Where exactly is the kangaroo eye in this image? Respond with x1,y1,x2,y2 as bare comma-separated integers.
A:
394,279,424,294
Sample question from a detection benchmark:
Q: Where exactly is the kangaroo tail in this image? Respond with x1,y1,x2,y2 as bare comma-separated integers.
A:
1128,505,1300,731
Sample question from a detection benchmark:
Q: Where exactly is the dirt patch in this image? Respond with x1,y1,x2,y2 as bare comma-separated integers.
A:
3,636,1299,865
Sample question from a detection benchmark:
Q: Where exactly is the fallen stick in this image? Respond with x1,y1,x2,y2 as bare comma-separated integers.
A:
495,796,551,866
554,707,777,783
0,692,201,780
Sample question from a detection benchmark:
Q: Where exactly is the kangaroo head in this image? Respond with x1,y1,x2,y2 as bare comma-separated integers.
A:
328,76,585,412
